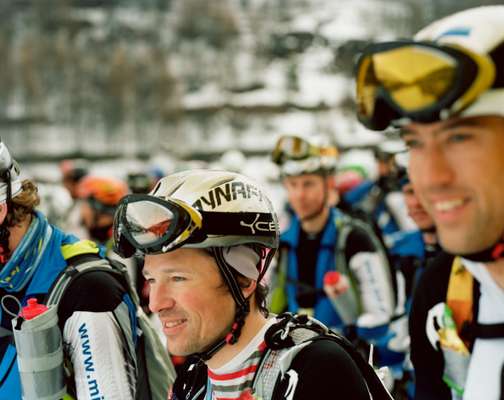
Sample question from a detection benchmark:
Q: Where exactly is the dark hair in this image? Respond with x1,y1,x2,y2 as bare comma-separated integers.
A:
230,269,270,317
6,179,40,227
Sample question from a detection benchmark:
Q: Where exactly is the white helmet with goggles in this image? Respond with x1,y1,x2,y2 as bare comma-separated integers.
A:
113,169,279,359
355,6,504,130
272,134,339,177
113,169,278,257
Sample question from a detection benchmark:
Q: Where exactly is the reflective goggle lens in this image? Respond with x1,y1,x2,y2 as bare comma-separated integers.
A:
125,201,176,246
113,195,198,255
358,45,457,117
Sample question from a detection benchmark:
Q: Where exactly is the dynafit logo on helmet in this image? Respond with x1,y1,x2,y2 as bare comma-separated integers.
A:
192,181,263,210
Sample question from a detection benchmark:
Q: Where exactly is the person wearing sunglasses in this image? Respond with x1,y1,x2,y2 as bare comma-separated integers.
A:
269,135,408,387
354,6,504,399
112,169,394,400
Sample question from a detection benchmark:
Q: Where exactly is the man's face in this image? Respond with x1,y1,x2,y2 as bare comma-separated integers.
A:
402,182,434,231
144,248,235,356
283,174,327,219
404,116,504,255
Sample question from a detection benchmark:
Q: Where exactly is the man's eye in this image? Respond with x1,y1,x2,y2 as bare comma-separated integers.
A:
404,138,422,150
146,278,155,285
172,276,186,282
447,133,471,143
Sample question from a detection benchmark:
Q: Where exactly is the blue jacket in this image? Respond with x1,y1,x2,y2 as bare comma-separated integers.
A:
0,226,98,399
344,180,401,245
276,207,345,328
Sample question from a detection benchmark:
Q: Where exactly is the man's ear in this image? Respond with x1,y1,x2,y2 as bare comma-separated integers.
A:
242,279,257,298
0,203,8,225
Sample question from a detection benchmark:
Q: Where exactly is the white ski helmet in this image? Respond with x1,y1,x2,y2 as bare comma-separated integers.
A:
113,169,279,270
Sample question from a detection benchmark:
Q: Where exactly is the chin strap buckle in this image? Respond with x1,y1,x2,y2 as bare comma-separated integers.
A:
492,242,504,260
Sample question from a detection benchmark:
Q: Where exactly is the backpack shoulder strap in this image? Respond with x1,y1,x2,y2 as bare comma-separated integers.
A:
334,212,389,272
447,257,474,339
335,212,399,308
46,254,118,307
448,257,504,344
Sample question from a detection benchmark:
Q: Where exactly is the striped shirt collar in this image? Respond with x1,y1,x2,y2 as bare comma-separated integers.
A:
207,318,275,400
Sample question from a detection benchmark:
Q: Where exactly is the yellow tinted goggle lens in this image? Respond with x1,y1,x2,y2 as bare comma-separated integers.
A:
359,46,457,113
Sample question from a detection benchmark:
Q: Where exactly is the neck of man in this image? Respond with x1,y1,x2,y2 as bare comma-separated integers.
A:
485,258,504,290
206,309,268,370
300,205,329,235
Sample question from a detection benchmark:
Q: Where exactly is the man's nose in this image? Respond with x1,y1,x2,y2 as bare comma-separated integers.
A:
149,284,175,314
414,145,455,190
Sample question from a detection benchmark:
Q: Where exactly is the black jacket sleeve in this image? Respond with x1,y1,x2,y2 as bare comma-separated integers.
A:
272,339,370,400
409,251,453,400
57,270,127,329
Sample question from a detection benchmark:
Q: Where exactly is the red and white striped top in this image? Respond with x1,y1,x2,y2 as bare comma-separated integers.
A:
207,319,275,400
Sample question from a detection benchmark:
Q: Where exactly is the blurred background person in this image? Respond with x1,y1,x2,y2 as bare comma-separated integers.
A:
269,134,408,391
59,159,89,239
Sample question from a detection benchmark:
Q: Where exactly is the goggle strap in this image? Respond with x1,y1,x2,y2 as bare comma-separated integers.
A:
201,211,277,237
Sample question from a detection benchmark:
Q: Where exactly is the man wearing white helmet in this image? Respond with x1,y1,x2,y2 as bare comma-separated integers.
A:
355,6,504,399
113,169,393,400
268,135,407,386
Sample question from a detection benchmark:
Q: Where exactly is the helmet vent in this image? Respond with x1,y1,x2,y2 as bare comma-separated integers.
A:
210,177,235,189
151,181,162,195
163,181,184,197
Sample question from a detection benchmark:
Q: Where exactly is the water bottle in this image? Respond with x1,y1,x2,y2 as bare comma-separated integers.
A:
12,298,66,400
323,271,359,325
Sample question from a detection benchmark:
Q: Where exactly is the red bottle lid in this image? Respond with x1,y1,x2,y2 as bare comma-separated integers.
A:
323,271,341,286
22,298,48,320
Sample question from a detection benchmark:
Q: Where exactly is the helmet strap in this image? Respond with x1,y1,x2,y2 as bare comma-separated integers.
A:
458,235,504,263
193,304,250,362
193,247,252,362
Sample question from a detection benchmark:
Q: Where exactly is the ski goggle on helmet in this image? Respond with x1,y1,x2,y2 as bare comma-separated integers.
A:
113,170,279,259
272,135,338,176
355,6,504,131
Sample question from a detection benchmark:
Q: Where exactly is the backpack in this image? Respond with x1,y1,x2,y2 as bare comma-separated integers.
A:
46,253,176,400
253,312,393,400
334,212,399,308
172,313,393,400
